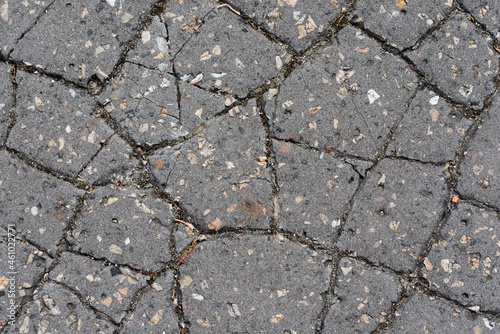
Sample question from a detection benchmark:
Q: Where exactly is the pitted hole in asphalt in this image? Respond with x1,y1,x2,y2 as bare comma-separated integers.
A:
241,197,261,219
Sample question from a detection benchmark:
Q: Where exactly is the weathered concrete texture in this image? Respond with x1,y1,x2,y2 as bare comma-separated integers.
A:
78,134,138,186
323,257,401,333
0,150,85,256
49,252,149,323
352,0,456,49
0,0,49,58
68,186,175,272
227,0,350,52
337,159,448,273
387,89,474,163
162,0,218,57
406,13,499,109
98,62,226,146
126,15,172,73
121,271,179,334
149,102,273,232
7,282,116,334
8,71,113,176
386,292,498,333
179,235,332,333
0,231,52,325
268,25,418,160
456,102,500,208
0,64,13,146
461,0,500,37
174,7,289,97
423,202,500,313
10,0,156,84
275,140,365,247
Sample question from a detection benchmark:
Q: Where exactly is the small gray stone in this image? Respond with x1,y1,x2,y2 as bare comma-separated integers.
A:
423,202,500,313
127,15,172,72
0,150,85,255
49,252,149,323
69,186,175,271
10,0,156,84
456,103,500,208
8,282,115,334
179,235,332,333
0,64,13,146
78,134,138,186
121,271,178,334
387,89,474,163
386,292,498,333
275,139,365,246
0,0,49,57
227,0,350,52
337,159,448,273
8,71,113,176
406,13,499,109
323,257,401,333
175,7,289,97
149,102,273,231
268,25,418,160
352,0,455,49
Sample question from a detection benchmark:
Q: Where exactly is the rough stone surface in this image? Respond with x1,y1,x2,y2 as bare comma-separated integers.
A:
275,139,366,246
0,230,52,323
387,89,474,163
179,235,332,333
162,0,218,57
386,292,498,333
10,0,156,84
0,150,85,255
0,0,50,57
352,0,456,49
8,282,116,334
227,0,350,52
149,103,273,231
98,62,226,146
406,13,499,109
0,64,12,146
456,103,500,208
423,202,500,313
49,252,149,323
461,0,500,37
2,0,500,332
126,15,172,73
337,159,448,273
268,25,418,160
78,134,138,186
68,186,175,271
8,71,114,176
323,257,401,333
175,7,289,97
121,271,179,334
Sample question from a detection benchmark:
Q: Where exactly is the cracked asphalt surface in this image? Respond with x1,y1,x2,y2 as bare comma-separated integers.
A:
0,0,499,333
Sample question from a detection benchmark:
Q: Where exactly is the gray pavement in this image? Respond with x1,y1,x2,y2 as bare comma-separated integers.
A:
0,0,499,333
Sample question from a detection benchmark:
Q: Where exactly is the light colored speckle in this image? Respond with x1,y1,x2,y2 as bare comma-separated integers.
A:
156,36,168,53
211,73,227,78
429,96,439,105
30,206,38,216
367,89,380,104
160,78,171,88
106,0,116,6
69,89,76,97
331,219,341,228
124,237,130,245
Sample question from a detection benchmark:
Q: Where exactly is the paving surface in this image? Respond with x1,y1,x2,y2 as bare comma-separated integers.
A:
0,0,499,333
